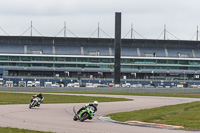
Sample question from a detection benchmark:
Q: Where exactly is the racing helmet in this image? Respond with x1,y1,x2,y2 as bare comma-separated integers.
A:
38,93,42,97
93,101,98,106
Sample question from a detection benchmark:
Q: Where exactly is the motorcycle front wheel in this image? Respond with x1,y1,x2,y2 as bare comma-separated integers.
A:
73,116,78,121
29,102,32,109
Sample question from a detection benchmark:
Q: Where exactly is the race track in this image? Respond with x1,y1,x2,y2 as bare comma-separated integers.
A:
1,93,200,133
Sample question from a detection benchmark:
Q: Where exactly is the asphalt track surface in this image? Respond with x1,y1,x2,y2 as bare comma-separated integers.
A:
1,93,200,133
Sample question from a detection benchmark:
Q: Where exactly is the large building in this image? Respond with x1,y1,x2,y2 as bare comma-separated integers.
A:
0,36,200,86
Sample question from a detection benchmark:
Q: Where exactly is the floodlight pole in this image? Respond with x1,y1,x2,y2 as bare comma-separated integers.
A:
131,23,133,39
98,22,100,38
197,25,199,41
164,24,166,40
114,12,121,87
31,21,33,36
64,21,66,37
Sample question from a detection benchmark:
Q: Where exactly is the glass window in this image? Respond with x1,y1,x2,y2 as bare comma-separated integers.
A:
43,57,54,62
55,57,66,62
32,63,43,67
0,63,9,66
20,56,31,61
121,65,133,68
167,60,178,64
17,63,30,67
32,57,42,61
77,64,85,68
169,66,178,70
66,64,76,67
134,59,144,64
157,60,167,64
9,56,19,61
179,67,188,70
189,61,199,65
66,57,76,62
157,66,167,69
189,67,199,70
88,58,100,63
100,58,112,63
122,59,134,63
43,64,53,67
55,64,65,67
85,64,99,67
77,58,87,62
144,59,155,64
0,56,8,60
179,60,189,65
98,65,108,68
144,66,155,69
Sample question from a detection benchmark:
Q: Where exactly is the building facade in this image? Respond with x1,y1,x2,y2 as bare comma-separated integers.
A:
0,36,200,81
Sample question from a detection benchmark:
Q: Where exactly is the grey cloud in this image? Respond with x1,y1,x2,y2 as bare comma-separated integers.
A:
0,0,200,40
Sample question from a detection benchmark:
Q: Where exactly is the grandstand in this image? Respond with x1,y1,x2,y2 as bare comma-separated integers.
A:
0,36,200,86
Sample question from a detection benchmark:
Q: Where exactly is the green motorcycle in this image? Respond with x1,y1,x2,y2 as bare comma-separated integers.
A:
73,106,95,122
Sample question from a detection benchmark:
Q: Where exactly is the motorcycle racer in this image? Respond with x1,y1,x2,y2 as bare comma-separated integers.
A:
36,93,44,104
75,101,98,120
31,93,44,106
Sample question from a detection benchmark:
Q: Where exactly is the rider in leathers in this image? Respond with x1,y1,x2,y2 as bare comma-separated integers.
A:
31,93,44,106
76,101,98,120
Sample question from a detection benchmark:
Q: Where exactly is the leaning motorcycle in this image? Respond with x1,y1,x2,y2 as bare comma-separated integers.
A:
73,106,95,122
29,95,43,109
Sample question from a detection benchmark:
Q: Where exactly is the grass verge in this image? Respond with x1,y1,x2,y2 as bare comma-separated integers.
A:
13,91,200,98
0,92,131,105
107,101,200,130
0,127,53,133
63,92,200,98
3,90,200,98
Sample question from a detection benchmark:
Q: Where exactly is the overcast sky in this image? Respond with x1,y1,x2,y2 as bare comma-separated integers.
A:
0,0,200,40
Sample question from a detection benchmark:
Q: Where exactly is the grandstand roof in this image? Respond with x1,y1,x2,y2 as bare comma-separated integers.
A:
0,36,200,48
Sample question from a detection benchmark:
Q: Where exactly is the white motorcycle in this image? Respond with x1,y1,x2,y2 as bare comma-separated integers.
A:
29,95,44,109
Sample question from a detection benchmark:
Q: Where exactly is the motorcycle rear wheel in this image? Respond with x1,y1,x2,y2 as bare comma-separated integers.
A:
80,113,89,122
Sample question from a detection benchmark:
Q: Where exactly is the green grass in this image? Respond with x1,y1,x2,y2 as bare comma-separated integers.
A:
4,90,200,98
107,101,200,130
0,91,131,132
0,92,131,105
24,91,200,99
67,92,200,98
0,127,53,133
2,91,200,130
4,91,200,105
